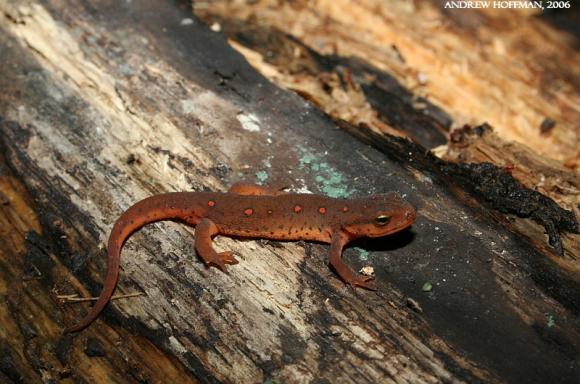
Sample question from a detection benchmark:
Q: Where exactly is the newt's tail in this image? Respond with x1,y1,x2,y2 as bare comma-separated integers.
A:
64,193,188,333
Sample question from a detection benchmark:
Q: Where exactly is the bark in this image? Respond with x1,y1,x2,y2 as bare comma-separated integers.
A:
0,1,578,383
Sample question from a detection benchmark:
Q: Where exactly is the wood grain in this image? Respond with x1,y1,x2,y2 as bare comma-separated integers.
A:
0,1,578,383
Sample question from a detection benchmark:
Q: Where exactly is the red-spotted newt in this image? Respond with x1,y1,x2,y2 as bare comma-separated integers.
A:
65,182,416,332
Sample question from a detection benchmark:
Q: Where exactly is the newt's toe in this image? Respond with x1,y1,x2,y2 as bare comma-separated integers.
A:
219,251,238,265
211,261,229,273
207,251,238,273
348,276,377,291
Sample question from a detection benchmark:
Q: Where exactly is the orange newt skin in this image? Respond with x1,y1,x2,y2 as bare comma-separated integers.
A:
65,182,416,333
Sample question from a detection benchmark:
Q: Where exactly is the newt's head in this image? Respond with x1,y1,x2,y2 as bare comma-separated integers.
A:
341,193,416,239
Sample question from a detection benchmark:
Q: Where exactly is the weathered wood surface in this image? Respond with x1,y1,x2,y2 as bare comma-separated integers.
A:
0,1,578,383
195,0,580,167
194,0,580,261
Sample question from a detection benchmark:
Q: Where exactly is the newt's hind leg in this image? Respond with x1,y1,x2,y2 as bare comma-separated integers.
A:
328,231,376,290
194,218,238,272
228,182,285,196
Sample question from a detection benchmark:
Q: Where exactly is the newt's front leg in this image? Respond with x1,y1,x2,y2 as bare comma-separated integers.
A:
194,218,238,272
228,182,285,196
329,231,376,290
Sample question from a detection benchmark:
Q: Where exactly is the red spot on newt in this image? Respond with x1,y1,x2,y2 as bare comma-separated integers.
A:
244,208,254,216
318,207,326,214
342,206,349,212
294,205,302,213
208,200,216,207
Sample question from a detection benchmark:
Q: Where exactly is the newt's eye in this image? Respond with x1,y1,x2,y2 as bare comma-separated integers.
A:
375,215,391,226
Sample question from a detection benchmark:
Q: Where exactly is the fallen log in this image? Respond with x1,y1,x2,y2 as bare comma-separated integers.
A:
0,1,578,383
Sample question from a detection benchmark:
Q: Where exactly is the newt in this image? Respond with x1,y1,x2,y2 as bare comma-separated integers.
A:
65,182,416,332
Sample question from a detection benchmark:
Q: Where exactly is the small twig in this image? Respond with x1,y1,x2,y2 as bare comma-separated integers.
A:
58,292,145,303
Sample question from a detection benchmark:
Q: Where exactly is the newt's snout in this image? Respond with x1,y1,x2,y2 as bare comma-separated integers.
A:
342,194,416,238
387,201,416,234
